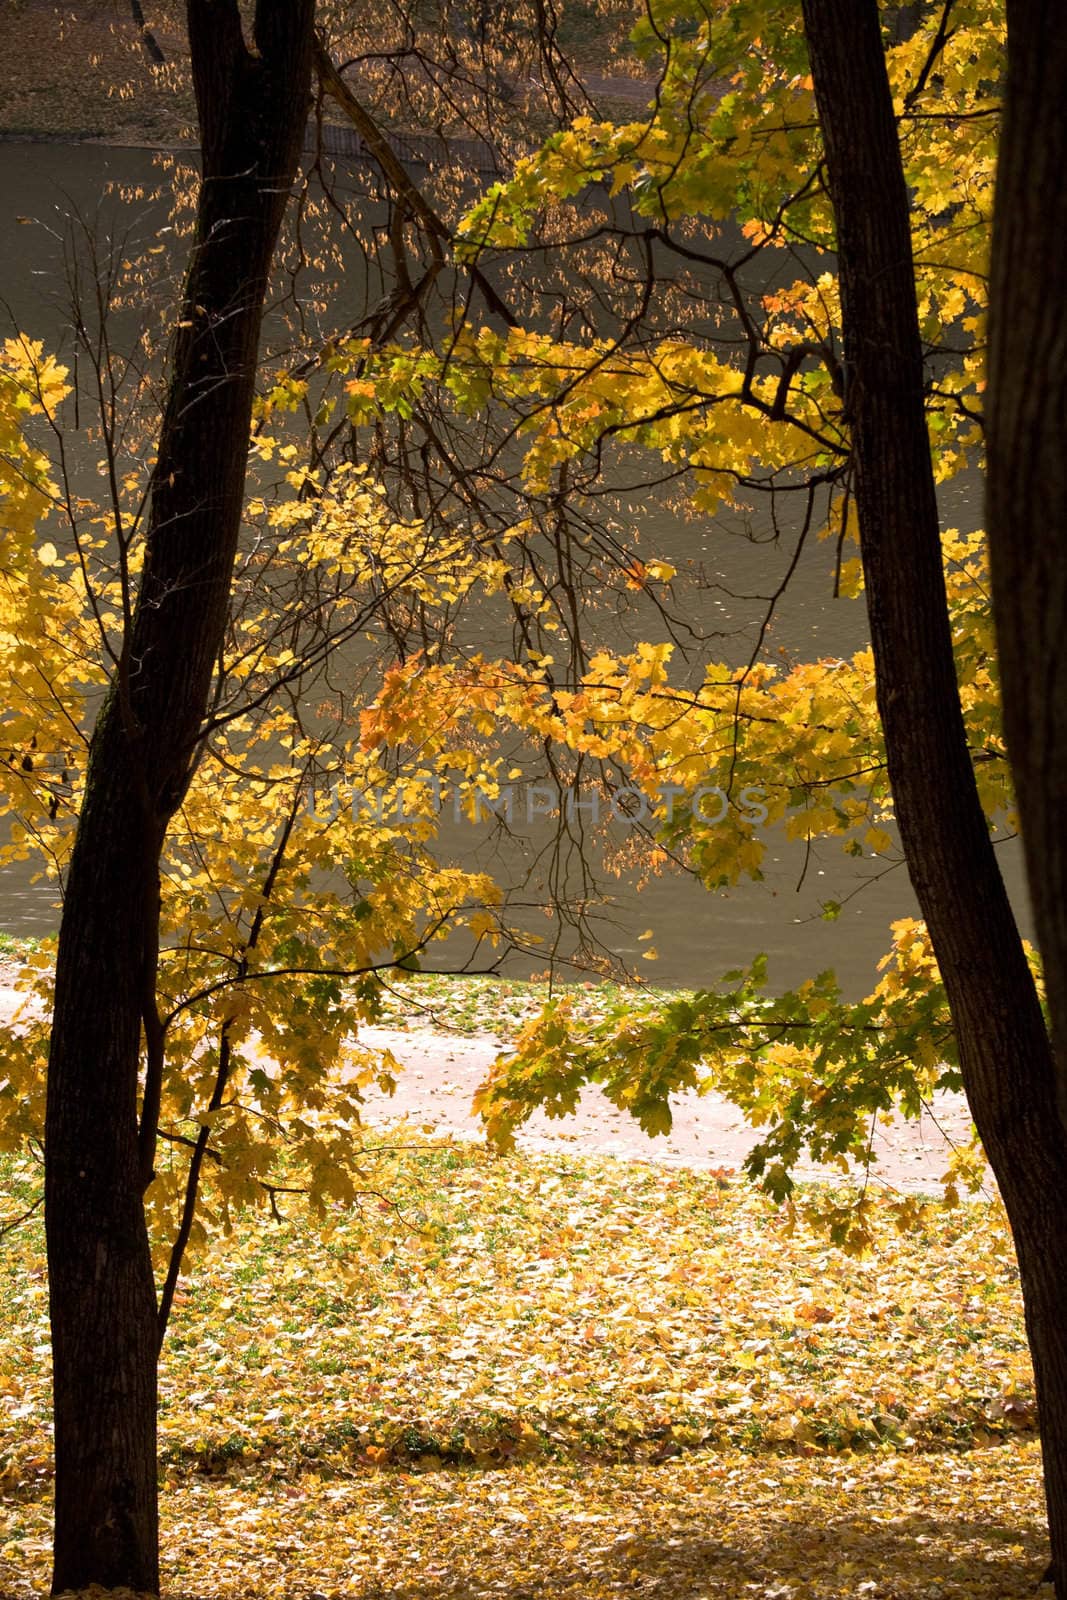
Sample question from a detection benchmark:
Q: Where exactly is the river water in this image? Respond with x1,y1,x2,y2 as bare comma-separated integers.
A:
0,142,1027,994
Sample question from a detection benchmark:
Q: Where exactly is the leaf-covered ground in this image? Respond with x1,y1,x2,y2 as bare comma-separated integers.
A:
375,974,669,1037
0,2,194,144
0,1142,1051,1597
0,2,637,145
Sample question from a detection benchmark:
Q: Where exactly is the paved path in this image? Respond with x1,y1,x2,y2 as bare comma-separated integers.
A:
356,1024,982,1194
0,977,982,1193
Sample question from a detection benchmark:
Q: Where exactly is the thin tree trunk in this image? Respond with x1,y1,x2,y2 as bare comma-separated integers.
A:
44,3,314,1591
801,2,1067,1591
129,0,166,64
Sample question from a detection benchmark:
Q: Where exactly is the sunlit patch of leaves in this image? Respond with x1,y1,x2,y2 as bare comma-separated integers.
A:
0,1140,1039,1591
375,972,678,1038
0,1444,1052,1598
0,2,194,143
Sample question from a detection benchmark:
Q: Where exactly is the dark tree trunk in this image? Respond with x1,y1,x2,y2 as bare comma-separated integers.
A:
129,0,166,64
44,2,314,1592
988,14,1067,1112
801,2,1067,1591
987,8,1067,1587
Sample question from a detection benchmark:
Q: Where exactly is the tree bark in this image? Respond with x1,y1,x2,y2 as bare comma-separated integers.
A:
44,2,314,1592
987,9,1067,1586
988,11,1067,1117
801,1,1067,1591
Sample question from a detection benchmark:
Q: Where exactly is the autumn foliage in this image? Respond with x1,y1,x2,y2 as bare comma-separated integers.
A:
0,0,1057,1591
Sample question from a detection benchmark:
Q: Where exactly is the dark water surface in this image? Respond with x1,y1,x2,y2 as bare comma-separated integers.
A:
0,143,1026,994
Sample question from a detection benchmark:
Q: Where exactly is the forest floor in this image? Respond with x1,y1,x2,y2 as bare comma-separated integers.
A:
0,1093,1052,1597
0,1,196,145
0,1,650,146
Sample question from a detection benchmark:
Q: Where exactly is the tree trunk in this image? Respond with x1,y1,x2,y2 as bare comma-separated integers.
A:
988,13,1067,1117
801,1,1067,1591
987,7,1067,1587
44,3,314,1591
